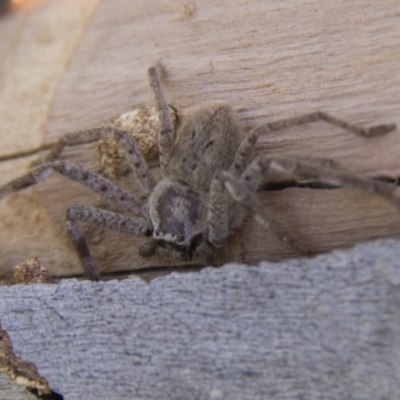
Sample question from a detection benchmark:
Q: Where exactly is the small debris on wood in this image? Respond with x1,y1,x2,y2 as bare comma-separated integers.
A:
12,258,53,285
181,2,195,18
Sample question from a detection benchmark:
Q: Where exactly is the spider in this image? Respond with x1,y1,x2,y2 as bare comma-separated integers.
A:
0,63,398,281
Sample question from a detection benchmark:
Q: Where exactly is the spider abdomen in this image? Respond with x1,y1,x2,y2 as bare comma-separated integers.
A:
166,104,243,190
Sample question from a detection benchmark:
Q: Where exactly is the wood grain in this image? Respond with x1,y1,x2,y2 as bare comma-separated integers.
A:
1,240,400,399
0,0,400,279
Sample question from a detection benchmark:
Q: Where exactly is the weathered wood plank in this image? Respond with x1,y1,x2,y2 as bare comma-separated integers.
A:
0,0,400,278
0,239,399,399
0,374,36,400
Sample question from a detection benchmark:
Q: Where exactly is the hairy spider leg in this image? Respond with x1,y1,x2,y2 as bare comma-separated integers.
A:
148,64,175,176
0,161,145,217
67,206,148,281
241,155,400,212
251,111,395,137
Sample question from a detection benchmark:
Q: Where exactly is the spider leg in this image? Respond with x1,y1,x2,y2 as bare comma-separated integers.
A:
229,112,395,177
66,205,148,281
105,127,156,193
195,241,215,264
139,238,158,257
148,64,174,176
38,127,105,164
66,218,99,281
207,177,229,247
242,155,400,212
209,171,309,254
229,130,258,176
0,161,145,217
35,125,157,194
251,111,396,137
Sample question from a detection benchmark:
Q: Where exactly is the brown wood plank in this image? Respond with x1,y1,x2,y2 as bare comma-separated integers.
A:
0,0,399,279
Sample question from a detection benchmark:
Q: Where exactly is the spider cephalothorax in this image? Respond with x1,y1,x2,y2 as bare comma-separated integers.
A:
0,63,398,281
149,179,207,245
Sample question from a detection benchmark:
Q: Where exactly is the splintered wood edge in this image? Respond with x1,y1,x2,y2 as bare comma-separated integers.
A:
0,327,50,395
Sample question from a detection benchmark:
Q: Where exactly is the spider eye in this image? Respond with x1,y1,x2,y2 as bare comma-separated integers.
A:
154,229,160,236
177,235,185,243
144,229,153,237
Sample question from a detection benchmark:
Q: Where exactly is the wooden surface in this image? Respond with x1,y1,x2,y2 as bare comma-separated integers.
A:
0,239,400,399
0,374,36,400
1,0,400,279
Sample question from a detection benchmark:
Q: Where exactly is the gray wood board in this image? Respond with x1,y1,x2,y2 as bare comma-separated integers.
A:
0,239,400,399
0,374,36,400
